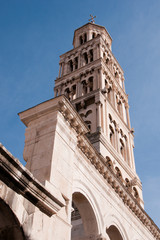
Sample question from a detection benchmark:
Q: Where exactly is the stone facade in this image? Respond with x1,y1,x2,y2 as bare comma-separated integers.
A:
0,22,160,240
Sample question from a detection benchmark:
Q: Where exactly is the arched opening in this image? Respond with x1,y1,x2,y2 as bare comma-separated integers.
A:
84,33,87,43
0,199,25,240
71,192,98,240
79,35,83,45
82,80,87,95
120,138,125,159
89,49,93,62
88,77,93,92
71,85,76,100
109,125,115,148
92,32,95,39
106,225,123,240
83,52,88,65
69,60,73,72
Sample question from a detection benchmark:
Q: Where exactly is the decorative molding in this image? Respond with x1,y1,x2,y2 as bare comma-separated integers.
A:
76,132,160,239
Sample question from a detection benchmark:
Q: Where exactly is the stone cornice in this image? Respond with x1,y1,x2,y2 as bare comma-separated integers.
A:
58,96,89,135
19,96,89,136
76,133,160,239
0,143,64,217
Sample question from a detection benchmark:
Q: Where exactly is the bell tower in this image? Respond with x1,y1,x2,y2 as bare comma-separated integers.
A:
54,22,143,206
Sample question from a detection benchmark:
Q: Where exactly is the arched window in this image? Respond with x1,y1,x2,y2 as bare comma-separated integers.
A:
89,49,93,62
108,113,112,122
71,85,76,100
115,71,118,78
120,138,125,159
106,57,109,64
74,57,78,70
109,125,115,147
116,97,123,116
92,32,95,39
83,52,88,65
79,35,83,45
82,80,87,95
88,77,93,92
84,33,87,42
69,60,73,72
108,86,112,103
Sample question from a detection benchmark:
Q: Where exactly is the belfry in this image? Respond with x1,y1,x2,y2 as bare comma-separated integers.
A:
0,22,160,240
54,22,143,206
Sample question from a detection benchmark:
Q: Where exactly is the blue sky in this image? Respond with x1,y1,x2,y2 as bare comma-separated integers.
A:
0,0,160,227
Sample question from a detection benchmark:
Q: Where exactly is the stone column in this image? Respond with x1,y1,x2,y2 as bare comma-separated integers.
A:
125,102,131,129
93,46,97,60
96,101,102,132
78,53,81,68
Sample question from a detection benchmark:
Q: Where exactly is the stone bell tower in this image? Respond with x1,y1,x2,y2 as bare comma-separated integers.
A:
54,22,143,207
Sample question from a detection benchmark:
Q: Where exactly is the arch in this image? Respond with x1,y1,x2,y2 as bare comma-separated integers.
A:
92,32,96,39
88,76,93,92
69,60,73,72
109,125,115,147
72,180,103,236
82,80,87,95
79,35,83,45
105,214,129,240
0,198,25,240
71,192,99,239
106,225,123,240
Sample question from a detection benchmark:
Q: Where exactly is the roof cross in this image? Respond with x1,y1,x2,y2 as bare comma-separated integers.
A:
88,14,96,24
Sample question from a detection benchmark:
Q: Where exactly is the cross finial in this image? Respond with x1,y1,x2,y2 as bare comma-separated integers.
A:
88,14,96,24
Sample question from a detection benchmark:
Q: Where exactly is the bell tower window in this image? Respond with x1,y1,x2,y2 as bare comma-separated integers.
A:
83,53,88,65
84,33,87,42
79,35,83,45
69,60,73,72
